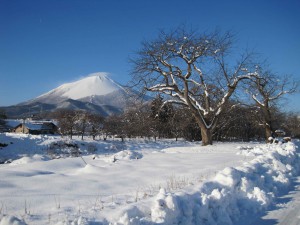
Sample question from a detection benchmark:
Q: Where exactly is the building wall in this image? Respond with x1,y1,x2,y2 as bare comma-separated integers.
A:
14,125,29,134
12,122,58,135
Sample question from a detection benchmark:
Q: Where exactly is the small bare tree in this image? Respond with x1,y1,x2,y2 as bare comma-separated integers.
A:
248,68,298,141
88,114,104,140
0,110,7,133
54,109,78,139
76,111,90,140
283,112,300,138
131,27,257,145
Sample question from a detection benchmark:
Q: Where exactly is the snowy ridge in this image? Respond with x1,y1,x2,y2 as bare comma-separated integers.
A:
114,142,300,225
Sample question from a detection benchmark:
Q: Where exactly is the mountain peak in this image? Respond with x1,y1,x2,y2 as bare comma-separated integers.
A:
87,72,109,78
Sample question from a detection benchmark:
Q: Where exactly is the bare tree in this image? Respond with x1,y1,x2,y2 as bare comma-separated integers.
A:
248,68,298,141
88,114,104,140
122,103,149,139
131,27,257,145
54,109,78,139
103,115,125,141
149,95,174,139
75,111,90,140
282,112,300,138
213,103,264,141
0,110,7,133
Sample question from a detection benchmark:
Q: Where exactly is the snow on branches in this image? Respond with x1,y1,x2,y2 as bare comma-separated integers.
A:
131,27,260,145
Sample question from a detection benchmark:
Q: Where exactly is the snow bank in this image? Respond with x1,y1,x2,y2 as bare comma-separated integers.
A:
0,133,121,163
0,133,50,163
113,142,299,225
112,150,143,161
77,163,107,174
0,216,26,225
99,150,143,163
1,134,299,224
9,155,50,165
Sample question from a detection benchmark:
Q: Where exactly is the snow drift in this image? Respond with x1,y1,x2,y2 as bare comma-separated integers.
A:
113,142,299,225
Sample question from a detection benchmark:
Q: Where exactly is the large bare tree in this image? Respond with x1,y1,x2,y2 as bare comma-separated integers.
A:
131,27,257,145
248,68,297,141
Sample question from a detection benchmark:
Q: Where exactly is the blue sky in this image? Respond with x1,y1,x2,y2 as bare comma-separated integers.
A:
0,0,299,111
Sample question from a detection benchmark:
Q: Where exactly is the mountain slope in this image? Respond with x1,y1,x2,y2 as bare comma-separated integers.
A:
2,72,144,118
55,99,122,116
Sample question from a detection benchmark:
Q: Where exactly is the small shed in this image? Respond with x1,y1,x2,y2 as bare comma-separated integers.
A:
13,121,58,135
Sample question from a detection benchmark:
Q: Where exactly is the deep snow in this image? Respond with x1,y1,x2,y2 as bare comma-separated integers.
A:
0,133,299,225
252,175,300,224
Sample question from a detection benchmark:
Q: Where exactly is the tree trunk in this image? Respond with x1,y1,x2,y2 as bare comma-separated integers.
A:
200,127,213,146
192,112,214,146
265,123,272,142
263,104,273,142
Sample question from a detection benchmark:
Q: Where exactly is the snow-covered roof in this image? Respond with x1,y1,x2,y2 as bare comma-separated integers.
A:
24,123,44,130
10,121,56,131
5,119,22,128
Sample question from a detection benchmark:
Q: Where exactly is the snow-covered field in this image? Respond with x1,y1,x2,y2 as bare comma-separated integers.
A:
0,133,299,225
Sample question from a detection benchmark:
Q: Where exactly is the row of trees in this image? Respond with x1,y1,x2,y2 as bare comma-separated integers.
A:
53,109,104,140
53,95,300,142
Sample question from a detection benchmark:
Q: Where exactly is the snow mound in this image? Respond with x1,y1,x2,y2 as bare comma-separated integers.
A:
115,150,143,160
9,155,50,165
77,163,106,174
0,216,26,225
237,145,264,156
114,142,300,224
104,150,143,163
0,133,54,163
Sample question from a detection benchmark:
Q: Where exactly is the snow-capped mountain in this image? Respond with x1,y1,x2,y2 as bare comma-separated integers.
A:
2,72,144,118
25,72,129,106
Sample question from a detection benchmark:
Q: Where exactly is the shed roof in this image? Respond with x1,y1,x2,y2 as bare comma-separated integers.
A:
25,123,44,130
13,121,56,131
5,119,23,128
